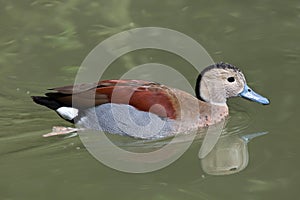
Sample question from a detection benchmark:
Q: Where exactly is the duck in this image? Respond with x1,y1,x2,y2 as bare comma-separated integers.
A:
31,62,269,139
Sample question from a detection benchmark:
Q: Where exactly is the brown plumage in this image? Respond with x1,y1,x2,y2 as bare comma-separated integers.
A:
33,79,180,119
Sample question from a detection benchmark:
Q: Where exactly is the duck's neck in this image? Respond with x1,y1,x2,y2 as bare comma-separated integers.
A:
198,100,229,127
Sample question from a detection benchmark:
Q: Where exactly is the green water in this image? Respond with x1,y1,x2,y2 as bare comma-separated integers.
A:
1,0,299,199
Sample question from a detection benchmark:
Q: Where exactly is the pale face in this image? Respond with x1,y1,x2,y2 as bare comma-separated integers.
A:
198,64,269,105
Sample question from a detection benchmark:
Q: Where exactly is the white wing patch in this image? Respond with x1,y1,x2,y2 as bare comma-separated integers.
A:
56,107,79,120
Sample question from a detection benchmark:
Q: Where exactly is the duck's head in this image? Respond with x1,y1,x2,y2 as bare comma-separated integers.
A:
196,62,270,105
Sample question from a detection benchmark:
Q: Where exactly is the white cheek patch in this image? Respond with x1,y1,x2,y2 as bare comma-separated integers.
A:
56,107,79,120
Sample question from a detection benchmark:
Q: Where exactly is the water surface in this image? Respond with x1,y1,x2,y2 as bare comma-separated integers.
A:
0,0,299,199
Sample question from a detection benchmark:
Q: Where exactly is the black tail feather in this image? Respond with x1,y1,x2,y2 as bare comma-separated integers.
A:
31,96,62,110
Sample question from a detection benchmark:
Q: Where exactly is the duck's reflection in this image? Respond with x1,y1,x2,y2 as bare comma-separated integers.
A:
199,131,268,175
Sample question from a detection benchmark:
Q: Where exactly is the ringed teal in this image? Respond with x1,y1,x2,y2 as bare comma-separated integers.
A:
32,62,269,139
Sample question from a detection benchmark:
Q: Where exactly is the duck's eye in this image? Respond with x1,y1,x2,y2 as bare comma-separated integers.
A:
227,77,235,82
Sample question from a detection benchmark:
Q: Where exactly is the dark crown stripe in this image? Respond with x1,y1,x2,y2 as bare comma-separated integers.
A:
200,62,241,77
